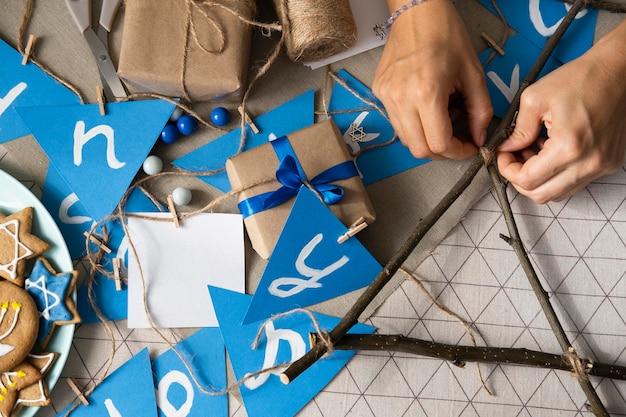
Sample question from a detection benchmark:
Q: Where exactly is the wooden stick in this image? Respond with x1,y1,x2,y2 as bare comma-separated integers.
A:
167,195,180,228
21,34,36,65
113,258,122,291
481,32,505,56
238,105,260,134
319,333,626,381
83,231,112,254
66,377,89,406
96,85,106,116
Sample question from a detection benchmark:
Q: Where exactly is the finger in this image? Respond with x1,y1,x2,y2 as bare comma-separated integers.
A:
460,62,493,147
498,87,546,152
386,100,437,160
420,90,478,160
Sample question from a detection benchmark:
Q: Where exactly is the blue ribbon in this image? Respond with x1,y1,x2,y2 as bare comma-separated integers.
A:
238,136,359,219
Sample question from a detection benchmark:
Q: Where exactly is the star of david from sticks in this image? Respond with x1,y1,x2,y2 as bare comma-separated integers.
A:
0,219,33,277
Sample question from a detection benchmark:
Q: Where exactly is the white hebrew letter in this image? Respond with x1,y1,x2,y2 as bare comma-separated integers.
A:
529,0,588,37
268,233,349,298
487,64,520,104
73,121,126,169
59,192,93,225
156,370,194,417
0,82,27,117
104,398,123,417
244,321,306,390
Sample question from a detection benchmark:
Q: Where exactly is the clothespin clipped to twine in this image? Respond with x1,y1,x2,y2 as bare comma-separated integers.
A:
238,105,260,134
113,258,123,291
167,195,180,228
337,217,368,243
21,34,36,65
481,32,505,56
84,231,112,254
96,85,106,116
66,377,89,406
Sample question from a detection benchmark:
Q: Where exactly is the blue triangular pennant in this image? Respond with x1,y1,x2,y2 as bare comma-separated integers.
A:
209,286,375,417
477,0,597,64
479,34,561,119
55,348,158,417
16,99,174,220
329,69,429,185
173,90,314,192
0,39,81,144
152,328,227,417
243,187,381,324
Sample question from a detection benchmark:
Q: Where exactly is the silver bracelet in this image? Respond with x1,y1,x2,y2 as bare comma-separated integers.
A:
373,0,457,40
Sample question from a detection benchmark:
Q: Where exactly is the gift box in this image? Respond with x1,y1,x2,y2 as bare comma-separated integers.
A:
226,119,376,259
117,0,255,102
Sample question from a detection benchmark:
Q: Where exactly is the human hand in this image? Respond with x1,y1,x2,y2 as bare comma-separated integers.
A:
372,0,492,160
497,20,626,204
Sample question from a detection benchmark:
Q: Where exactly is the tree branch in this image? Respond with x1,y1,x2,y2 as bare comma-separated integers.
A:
557,0,626,13
281,0,589,386
315,333,626,381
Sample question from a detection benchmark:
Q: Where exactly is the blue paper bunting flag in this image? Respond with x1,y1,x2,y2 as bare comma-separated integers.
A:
152,328,227,417
173,90,314,193
479,34,561,119
16,99,174,221
243,187,381,324
56,348,158,417
329,69,430,185
209,286,375,417
477,0,597,64
0,39,81,144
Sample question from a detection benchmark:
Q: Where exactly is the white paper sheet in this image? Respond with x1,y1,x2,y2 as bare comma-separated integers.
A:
127,212,245,328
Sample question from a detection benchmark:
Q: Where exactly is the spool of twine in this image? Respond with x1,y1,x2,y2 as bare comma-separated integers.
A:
273,0,357,62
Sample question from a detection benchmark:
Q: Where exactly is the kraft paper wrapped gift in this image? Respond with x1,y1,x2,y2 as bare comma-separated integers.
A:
117,0,255,102
226,119,376,259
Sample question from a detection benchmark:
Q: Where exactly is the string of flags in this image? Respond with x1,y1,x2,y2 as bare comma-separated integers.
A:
0,1,599,415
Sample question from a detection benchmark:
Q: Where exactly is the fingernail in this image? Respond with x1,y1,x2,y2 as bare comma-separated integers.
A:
478,129,487,147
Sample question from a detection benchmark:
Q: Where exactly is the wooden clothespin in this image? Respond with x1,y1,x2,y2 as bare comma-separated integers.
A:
238,105,260,134
113,258,123,291
21,34,37,65
167,195,180,228
337,217,368,244
96,85,106,116
67,377,89,406
481,32,505,56
83,231,112,254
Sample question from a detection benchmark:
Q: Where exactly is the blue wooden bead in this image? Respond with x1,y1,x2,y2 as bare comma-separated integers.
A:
177,115,198,136
160,123,179,144
172,186,192,206
210,107,230,126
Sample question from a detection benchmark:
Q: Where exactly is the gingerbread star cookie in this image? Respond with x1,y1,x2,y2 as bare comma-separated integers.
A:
0,207,49,287
25,257,80,349
0,281,39,374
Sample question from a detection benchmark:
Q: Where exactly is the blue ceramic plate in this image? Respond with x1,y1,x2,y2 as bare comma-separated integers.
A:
0,169,75,417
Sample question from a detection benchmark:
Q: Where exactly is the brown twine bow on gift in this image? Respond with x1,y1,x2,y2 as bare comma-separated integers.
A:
273,0,358,62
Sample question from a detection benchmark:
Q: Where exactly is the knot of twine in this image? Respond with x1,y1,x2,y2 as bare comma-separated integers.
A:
273,0,357,62
479,147,495,167
563,348,589,382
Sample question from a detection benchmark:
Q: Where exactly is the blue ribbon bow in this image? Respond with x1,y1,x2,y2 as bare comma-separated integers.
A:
238,136,359,219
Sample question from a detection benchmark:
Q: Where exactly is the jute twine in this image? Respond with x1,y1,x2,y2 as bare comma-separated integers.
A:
273,0,357,62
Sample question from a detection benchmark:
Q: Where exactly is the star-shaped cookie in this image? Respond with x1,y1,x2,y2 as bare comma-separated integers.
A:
25,257,80,348
0,207,49,287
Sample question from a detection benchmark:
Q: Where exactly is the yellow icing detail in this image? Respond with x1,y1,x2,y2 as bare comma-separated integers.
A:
0,302,7,310
8,382,15,388
1,387,6,393
16,370,26,378
0,394,5,401
11,302,21,310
